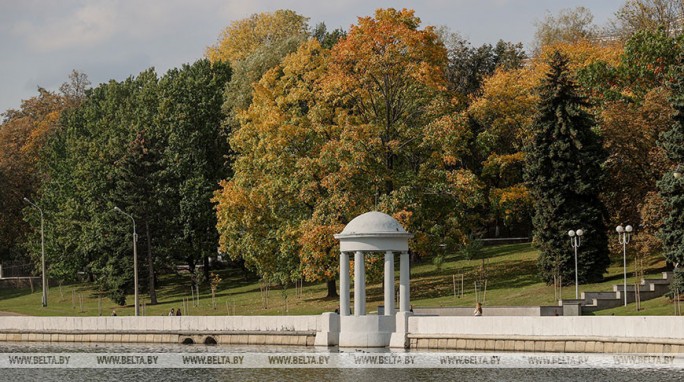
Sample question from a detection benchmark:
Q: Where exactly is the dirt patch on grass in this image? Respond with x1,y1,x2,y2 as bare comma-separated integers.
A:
0,311,25,316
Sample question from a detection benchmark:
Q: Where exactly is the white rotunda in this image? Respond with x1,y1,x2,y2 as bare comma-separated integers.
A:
321,211,414,347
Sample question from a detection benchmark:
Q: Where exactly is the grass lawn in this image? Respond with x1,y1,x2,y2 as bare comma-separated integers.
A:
0,243,678,316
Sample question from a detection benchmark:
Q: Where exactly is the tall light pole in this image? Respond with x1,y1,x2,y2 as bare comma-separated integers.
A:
616,225,633,307
568,229,583,299
23,197,47,307
114,206,139,316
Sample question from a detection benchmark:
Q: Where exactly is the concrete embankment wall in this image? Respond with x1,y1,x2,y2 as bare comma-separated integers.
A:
2,314,684,353
0,316,319,346
408,316,684,353
414,306,563,317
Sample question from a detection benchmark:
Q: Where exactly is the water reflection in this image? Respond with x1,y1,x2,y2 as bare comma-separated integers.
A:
0,342,682,382
4,367,684,382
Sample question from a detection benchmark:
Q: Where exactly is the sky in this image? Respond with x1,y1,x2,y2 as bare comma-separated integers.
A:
0,0,626,114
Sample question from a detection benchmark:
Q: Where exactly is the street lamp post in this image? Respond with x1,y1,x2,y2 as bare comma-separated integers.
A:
23,197,47,307
616,225,633,307
568,229,584,299
114,207,139,316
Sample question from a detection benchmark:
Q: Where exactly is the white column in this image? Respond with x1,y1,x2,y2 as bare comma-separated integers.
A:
384,250,394,315
339,252,350,316
399,251,410,312
354,251,365,315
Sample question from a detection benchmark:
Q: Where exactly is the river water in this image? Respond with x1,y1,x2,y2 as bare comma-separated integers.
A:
0,342,682,382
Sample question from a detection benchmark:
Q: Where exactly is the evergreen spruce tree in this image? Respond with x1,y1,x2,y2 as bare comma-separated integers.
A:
659,54,684,295
524,51,610,285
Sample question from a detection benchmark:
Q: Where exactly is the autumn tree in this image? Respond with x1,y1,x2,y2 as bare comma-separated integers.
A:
534,7,599,53
0,72,88,264
579,30,682,258
206,10,309,63
322,8,481,256
466,40,621,239
215,40,330,287
609,0,684,40
525,51,610,285
206,10,310,132
467,67,537,237
215,9,482,297
323,7,446,201
0,89,62,262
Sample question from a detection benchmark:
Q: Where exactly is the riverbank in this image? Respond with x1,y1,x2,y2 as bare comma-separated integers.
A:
1,315,683,353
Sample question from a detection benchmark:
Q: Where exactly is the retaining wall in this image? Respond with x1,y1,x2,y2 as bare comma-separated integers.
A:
2,315,684,353
413,306,563,316
0,316,319,346
408,316,684,353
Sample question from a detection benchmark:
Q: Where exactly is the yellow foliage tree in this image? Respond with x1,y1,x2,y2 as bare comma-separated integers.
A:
467,40,622,236
0,72,87,260
215,9,485,297
206,10,309,64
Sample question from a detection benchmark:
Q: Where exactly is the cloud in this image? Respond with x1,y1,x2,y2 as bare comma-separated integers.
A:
11,2,118,52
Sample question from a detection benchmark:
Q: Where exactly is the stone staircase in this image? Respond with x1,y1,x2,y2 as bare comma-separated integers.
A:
559,272,672,314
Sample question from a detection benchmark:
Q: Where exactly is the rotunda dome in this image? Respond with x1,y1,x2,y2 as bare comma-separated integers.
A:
340,211,407,235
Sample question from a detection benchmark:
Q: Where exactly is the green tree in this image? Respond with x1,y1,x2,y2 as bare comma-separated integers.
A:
41,77,140,303
442,31,526,98
34,70,164,304
39,62,232,303
156,59,232,281
524,51,610,285
113,69,163,304
658,52,684,293
310,22,346,49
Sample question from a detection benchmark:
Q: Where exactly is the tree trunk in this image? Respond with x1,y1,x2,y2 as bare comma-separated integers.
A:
326,279,338,298
145,220,157,304
187,257,195,272
237,258,251,280
203,256,210,282
410,250,419,263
